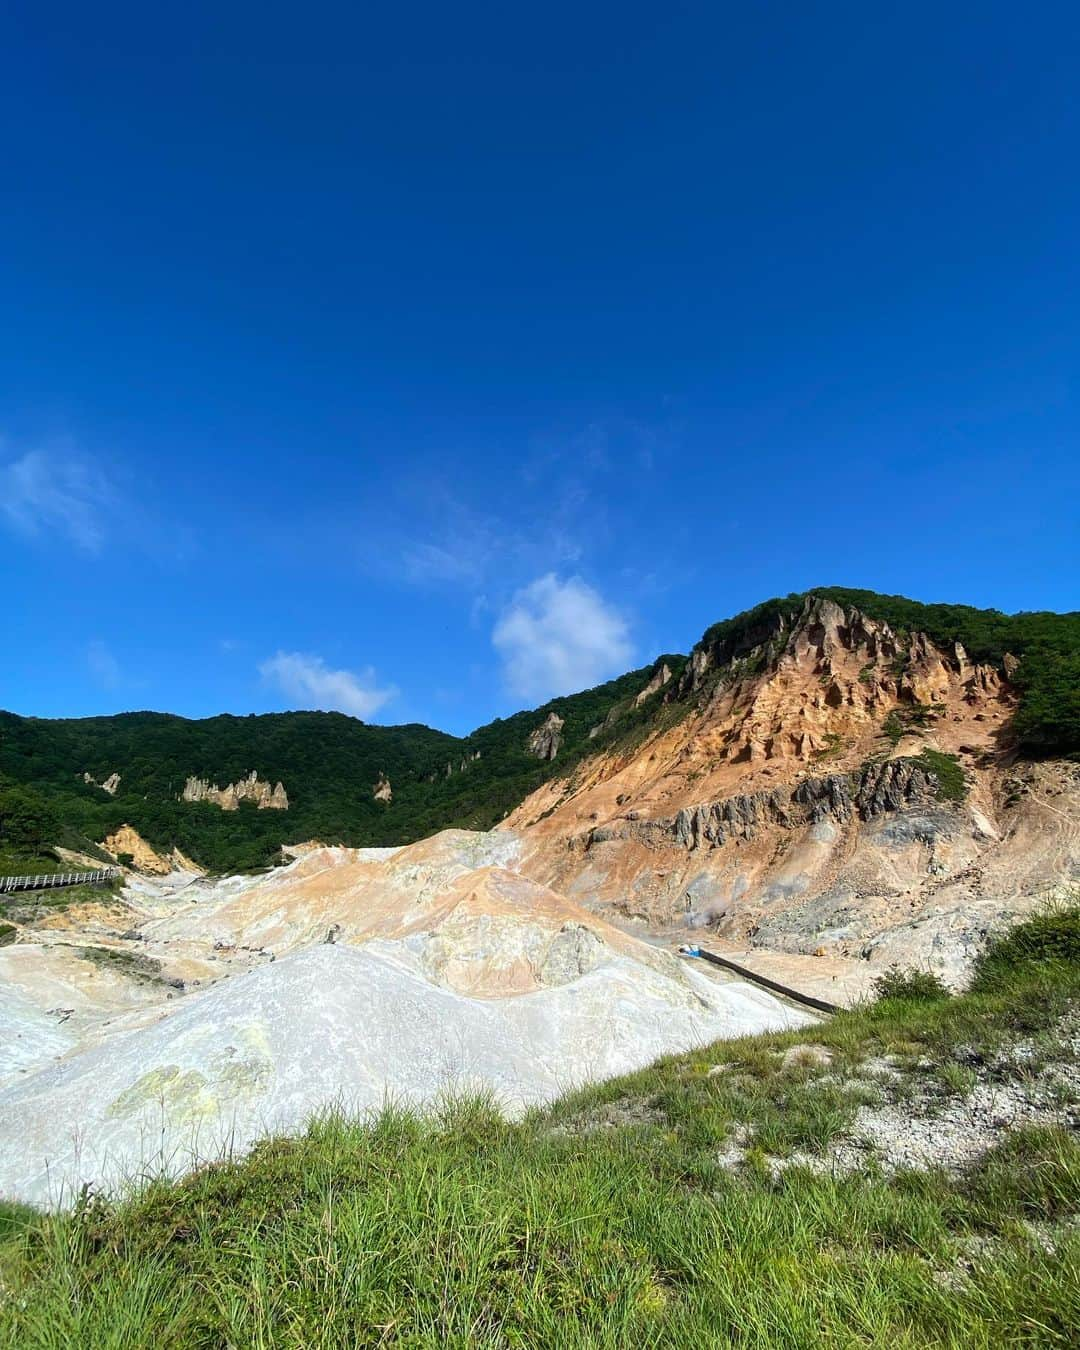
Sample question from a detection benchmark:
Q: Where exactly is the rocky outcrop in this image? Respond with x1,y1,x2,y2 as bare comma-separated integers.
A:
672,791,791,849
373,773,392,803
528,712,565,761
657,759,941,853
426,751,481,784
168,846,204,874
678,645,713,696
182,772,288,811
588,706,621,740
102,824,171,874
83,771,121,795
537,922,606,986
665,596,1014,773
635,662,674,706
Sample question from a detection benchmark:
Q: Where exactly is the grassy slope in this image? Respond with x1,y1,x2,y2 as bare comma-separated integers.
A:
2,916,1077,1347
0,850,82,878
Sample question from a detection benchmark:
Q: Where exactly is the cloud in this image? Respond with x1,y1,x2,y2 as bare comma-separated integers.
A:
259,651,397,720
87,639,122,690
400,539,490,587
492,574,634,701
373,463,596,595
0,446,117,552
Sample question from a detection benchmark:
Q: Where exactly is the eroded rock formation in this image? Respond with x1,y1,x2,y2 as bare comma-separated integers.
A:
182,771,288,811
102,824,172,874
666,758,941,851
528,712,565,761
635,662,674,706
502,597,1051,956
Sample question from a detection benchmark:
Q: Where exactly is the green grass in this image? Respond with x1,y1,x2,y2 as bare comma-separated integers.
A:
811,731,845,763
1,915,1078,1347
970,904,1080,992
0,848,92,878
881,704,940,749
72,944,183,988
914,749,968,803
871,967,952,1002
0,879,125,927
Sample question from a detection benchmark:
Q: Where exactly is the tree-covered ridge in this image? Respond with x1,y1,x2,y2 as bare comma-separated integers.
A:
695,587,1080,757
1,586,1076,872
0,658,674,873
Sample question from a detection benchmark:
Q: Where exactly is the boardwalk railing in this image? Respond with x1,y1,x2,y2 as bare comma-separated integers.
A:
0,868,119,895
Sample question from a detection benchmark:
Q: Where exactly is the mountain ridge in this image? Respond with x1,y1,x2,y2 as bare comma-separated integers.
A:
1,586,1076,872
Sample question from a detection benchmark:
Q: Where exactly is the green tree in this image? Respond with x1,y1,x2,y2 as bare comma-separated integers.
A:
0,783,60,853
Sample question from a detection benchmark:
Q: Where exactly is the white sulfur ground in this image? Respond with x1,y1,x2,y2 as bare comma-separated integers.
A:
0,939,811,1208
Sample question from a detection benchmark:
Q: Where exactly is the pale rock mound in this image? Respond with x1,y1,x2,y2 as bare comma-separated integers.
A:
0,844,811,1206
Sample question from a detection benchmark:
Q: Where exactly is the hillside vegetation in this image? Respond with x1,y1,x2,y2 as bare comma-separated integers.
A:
1,586,1076,873
1,910,1076,1347
0,662,672,872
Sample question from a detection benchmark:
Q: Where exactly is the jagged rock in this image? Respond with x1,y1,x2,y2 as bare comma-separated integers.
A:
589,702,625,739
635,662,674,707
1002,652,1020,681
672,791,789,849
668,759,942,852
794,774,855,823
679,645,713,695
83,771,121,795
182,771,289,811
528,712,565,761
373,773,392,803
856,759,937,817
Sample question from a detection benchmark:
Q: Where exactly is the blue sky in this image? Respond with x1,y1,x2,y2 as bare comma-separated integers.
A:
2,2,1078,735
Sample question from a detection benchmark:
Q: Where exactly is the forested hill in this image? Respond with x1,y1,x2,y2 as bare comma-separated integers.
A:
1,587,1076,873
0,659,674,872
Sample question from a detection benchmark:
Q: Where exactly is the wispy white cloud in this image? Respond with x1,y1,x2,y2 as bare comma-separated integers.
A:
400,538,490,587
0,446,118,552
258,651,397,720
87,639,122,690
389,479,593,596
492,574,634,701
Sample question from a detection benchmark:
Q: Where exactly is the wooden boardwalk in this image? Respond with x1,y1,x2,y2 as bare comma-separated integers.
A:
0,867,119,895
